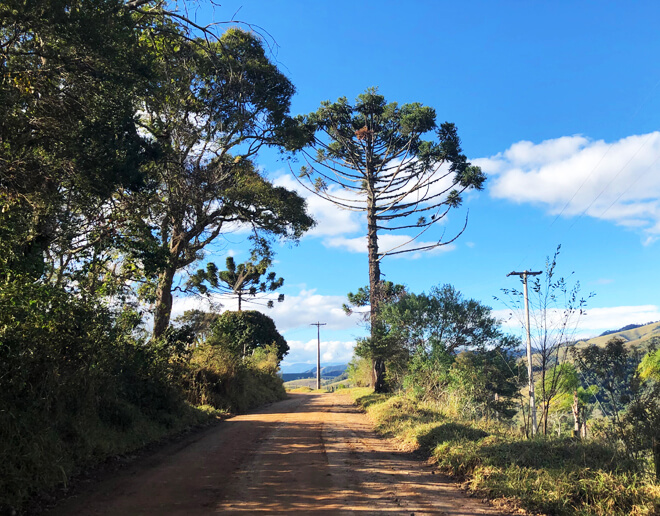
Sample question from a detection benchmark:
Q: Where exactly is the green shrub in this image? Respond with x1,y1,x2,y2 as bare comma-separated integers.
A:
185,343,286,413
350,390,660,516
0,279,214,513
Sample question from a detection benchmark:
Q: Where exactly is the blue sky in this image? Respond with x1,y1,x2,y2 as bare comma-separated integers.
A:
173,1,660,369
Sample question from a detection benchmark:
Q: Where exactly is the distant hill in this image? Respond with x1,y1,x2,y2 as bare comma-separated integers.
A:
280,364,347,382
577,321,660,349
279,362,346,374
598,321,659,338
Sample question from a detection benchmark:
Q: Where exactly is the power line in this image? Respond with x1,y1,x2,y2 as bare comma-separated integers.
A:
598,154,660,220
567,132,656,231
548,141,615,229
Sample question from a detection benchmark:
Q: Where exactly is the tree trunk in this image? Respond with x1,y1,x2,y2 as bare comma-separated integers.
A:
373,357,386,393
153,265,175,339
653,436,660,482
571,390,581,439
366,161,385,393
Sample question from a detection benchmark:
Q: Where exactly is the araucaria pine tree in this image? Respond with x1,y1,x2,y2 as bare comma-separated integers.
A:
298,88,485,392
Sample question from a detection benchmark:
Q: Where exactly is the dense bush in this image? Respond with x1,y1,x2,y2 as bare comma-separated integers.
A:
0,279,288,513
0,278,212,511
207,310,289,360
186,343,286,413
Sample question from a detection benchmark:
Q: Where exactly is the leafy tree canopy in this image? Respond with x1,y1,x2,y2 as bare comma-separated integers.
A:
188,243,285,311
638,348,660,382
377,284,506,356
208,310,288,361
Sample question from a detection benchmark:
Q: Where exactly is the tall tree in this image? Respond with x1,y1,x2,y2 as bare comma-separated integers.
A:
0,0,158,278
130,28,314,338
208,310,289,361
0,0,259,287
189,250,285,311
299,89,484,391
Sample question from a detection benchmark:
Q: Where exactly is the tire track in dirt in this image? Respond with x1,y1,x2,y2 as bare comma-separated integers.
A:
47,393,503,515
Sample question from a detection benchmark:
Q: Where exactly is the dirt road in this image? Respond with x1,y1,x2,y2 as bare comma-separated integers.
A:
48,393,503,515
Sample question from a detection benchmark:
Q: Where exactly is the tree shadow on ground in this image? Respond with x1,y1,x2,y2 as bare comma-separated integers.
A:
417,422,489,450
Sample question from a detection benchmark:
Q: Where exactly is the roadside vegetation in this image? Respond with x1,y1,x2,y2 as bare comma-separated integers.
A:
348,388,660,515
0,3,299,512
343,253,660,515
3,2,656,515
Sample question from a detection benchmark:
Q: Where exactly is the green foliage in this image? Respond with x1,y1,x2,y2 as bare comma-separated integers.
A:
342,281,406,316
350,391,660,516
380,284,506,355
573,337,641,422
0,0,166,283
189,248,285,310
186,343,285,413
139,26,316,333
208,310,289,361
574,338,660,479
359,283,524,419
0,6,306,513
346,356,374,387
173,309,220,347
638,348,660,381
0,276,212,513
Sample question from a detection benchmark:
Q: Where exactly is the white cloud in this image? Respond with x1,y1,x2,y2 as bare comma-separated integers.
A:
579,305,660,334
494,304,660,340
480,132,660,237
284,339,356,365
171,288,363,334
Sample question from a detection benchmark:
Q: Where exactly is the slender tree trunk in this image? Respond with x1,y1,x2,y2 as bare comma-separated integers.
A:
366,158,386,393
653,436,660,482
238,292,242,311
543,401,550,435
153,265,175,339
572,390,581,439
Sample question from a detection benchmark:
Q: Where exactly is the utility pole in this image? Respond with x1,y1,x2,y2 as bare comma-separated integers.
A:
310,322,326,390
507,270,542,436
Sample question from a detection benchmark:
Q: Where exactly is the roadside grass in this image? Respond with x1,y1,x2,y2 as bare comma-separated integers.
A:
283,377,349,391
3,344,286,514
287,386,314,393
347,388,660,516
0,402,222,513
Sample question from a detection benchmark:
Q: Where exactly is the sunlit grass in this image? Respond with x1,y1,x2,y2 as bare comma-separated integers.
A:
347,389,660,515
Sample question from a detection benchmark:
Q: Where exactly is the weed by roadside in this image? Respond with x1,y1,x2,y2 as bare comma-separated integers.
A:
347,388,660,516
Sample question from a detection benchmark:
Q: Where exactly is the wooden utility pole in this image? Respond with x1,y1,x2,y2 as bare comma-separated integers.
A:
507,270,542,436
311,322,326,390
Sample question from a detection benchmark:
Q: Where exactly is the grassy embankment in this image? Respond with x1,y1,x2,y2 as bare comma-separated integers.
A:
347,388,660,516
0,284,287,516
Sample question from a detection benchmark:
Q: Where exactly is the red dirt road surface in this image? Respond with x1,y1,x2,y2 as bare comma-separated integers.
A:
48,393,504,515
